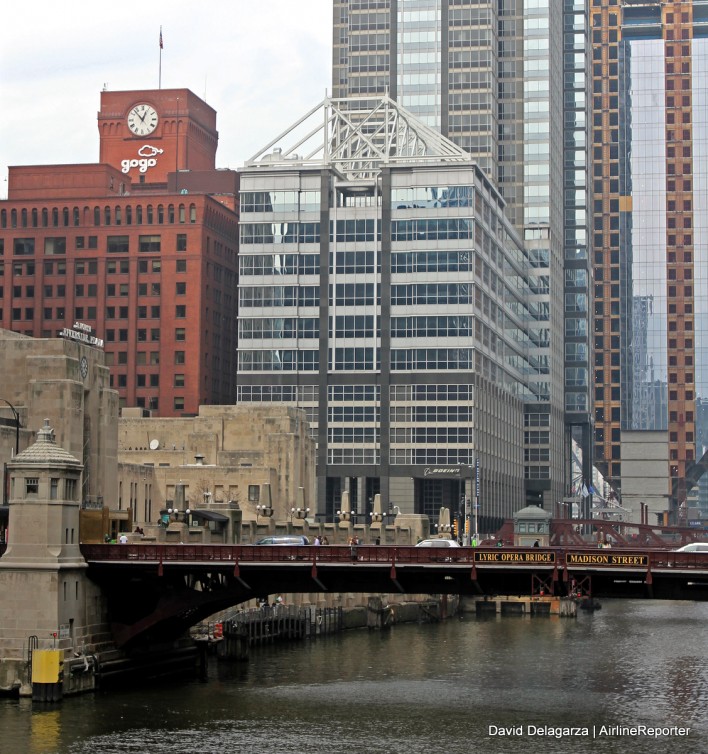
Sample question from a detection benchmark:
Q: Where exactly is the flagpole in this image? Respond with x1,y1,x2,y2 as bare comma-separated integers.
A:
158,26,163,89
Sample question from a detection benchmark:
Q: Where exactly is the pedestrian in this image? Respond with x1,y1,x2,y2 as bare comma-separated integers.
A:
321,535,329,545
314,535,321,546
533,539,540,548
375,536,381,545
119,533,128,544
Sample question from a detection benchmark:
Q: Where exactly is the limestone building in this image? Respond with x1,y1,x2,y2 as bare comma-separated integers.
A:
116,405,317,537
0,328,118,542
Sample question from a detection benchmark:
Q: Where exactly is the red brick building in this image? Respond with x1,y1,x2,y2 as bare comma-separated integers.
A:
0,89,239,416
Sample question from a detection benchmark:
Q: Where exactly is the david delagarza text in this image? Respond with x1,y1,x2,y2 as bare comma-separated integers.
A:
489,725,690,739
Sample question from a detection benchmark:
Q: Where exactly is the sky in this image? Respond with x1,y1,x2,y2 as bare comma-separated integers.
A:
0,1,333,196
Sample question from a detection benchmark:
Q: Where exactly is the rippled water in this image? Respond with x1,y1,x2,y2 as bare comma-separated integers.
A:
1,599,706,754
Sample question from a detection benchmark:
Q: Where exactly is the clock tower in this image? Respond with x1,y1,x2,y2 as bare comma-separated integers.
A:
98,89,218,185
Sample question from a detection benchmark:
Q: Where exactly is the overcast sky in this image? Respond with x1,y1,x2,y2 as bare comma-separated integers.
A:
0,1,333,196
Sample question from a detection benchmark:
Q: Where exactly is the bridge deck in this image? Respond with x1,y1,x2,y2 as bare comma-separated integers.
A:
79,543,708,573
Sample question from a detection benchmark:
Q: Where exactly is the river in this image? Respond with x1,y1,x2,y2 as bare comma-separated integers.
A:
1,599,706,754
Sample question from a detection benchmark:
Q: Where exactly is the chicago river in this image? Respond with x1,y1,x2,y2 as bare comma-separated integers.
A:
1,599,705,754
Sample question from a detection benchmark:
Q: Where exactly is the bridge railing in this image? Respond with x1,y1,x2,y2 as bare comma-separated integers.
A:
77,543,708,570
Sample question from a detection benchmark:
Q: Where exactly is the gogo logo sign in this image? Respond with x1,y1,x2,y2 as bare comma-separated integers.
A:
121,144,164,174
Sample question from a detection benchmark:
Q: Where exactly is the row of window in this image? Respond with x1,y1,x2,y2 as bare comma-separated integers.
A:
0,204,197,230
236,348,483,372
238,249,477,276
240,218,477,244
9,234,188,257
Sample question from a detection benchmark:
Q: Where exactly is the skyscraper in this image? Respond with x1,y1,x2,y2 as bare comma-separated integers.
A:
236,96,543,526
592,0,708,523
332,0,593,509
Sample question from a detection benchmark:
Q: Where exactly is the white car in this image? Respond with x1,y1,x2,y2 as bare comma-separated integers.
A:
415,539,461,548
673,542,708,553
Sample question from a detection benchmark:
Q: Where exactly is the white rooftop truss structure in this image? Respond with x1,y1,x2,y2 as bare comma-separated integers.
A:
245,95,472,181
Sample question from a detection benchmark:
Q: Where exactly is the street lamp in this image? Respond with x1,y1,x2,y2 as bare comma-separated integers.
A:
167,507,190,523
336,509,352,522
256,503,274,523
0,398,21,456
291,507,310,521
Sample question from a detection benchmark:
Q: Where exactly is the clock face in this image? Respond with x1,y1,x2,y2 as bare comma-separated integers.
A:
127,103,159,136
80,356,89,380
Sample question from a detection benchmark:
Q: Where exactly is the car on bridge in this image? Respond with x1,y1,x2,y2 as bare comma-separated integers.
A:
674,542,708,552
415,538,461,561
415,539,461,548
254,535,310,546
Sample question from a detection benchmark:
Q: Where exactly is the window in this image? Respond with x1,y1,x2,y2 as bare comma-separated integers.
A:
176,259,187,272
175,328,186,341
176,282,186,295
139,235,161,253
25,477,39,495
174,397,185,410
13,239,35,256
45,237,66,255
65,478,77,500
177,234,187,251
175,351,185,364
107,235,129,253
176,305,186,318
174,374,185,387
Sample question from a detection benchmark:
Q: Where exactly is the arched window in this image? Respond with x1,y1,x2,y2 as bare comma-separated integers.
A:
21,208,28,227
168,204,175,223
52,208,59,227
126,206,132,225
31,208,38,227
93,207,101,226
179,204,186,223
42,208,49,227
157,204,164,224
62,207,69,226
136,205,143,224
10,209,17,228
73,207,80,226
104,206,111,226
1,209,6,228
146,205,154,224
115,206,122,225
189,204,197,223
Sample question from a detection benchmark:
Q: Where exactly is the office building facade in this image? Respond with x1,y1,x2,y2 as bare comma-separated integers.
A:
236,96,543,526
0,89,239,417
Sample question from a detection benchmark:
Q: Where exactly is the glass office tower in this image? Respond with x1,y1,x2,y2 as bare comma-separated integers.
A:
592,1,708,521
333,0,593,508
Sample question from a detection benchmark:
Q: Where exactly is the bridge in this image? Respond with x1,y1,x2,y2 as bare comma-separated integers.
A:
77,543,708,647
